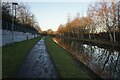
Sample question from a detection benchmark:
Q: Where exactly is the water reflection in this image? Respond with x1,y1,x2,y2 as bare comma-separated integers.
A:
53,38,120,78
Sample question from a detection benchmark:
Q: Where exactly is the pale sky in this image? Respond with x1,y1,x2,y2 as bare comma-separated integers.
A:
27,2,90,31
5,0,119,31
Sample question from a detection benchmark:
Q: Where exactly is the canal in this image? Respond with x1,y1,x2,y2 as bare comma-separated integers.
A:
53,37,120,79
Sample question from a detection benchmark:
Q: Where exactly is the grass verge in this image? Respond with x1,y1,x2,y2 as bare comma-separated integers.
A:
45,36,94,78
2,36,42,78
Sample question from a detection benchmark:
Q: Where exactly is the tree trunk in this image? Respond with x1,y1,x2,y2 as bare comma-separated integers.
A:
109,31,113,42
113,30,116,42
89,33,91,39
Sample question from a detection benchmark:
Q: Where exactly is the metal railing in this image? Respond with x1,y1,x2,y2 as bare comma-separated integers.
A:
2,21,39,34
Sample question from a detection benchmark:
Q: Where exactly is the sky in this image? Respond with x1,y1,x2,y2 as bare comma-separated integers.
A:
4,0,119,31
27,2,91,31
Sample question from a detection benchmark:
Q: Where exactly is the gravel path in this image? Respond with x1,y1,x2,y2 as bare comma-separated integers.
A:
16,37,58,78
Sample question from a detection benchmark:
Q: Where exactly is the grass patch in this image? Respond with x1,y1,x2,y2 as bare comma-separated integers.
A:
45,36,90,78
2,36,42,78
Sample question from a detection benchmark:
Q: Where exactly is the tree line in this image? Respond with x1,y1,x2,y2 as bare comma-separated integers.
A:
2,2,41,34
57,1,120,42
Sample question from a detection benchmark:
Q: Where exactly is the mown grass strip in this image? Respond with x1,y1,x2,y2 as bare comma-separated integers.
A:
2,36,42,78
45,36,90,78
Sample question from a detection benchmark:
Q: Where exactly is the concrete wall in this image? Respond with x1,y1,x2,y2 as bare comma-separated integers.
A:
1,29,39,46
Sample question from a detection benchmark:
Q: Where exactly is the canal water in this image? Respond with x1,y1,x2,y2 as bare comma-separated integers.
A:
53,37,120,79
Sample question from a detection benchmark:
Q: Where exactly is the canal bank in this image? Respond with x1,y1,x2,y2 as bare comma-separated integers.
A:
53,37,120,79
45,36,101,79
55,36,120,51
